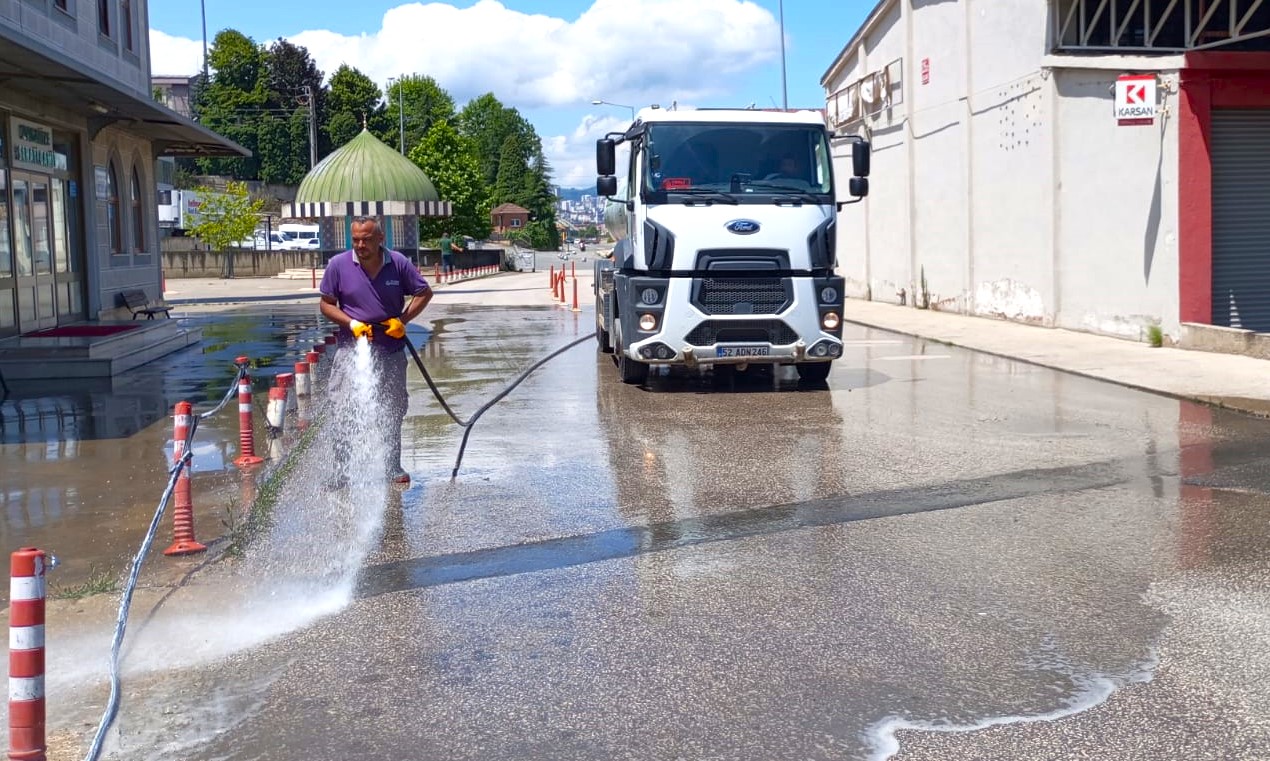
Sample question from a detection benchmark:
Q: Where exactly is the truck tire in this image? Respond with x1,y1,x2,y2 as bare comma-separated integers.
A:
596,320,613,353
795,362,832,383
613,322,648,385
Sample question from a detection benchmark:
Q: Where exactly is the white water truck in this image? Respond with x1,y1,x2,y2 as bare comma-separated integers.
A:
593,107,870,384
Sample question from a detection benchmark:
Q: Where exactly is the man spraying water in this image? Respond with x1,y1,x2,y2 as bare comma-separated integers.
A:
319,215,433,484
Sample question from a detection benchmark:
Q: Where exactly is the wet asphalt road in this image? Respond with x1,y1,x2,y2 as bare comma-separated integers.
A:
6,276,1270,759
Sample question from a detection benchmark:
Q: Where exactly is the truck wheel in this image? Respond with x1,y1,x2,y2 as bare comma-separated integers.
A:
596,321,613,353
614,322,648,385
795,362,832,383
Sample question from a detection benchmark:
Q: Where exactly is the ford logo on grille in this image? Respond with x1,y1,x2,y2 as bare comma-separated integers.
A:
725,219,761,235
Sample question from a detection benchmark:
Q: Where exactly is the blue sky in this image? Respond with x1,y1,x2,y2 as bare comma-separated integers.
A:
150,0,876,187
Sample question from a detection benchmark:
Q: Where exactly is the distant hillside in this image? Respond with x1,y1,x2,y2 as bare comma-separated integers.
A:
555,187,595,202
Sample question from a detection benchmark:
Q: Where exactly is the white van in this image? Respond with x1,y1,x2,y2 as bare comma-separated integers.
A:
280,223,319,245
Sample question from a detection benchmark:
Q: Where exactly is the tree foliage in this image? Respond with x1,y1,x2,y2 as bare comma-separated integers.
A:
188,182,265,252
409,121,491,241
189,29,559,249
326,64,385,148
458,93,534,189
384,75,455,155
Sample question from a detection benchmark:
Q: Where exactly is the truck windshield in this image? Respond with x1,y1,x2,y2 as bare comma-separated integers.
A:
642,122,833,200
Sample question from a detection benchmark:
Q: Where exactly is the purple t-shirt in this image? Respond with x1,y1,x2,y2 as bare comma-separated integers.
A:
320,247,430,353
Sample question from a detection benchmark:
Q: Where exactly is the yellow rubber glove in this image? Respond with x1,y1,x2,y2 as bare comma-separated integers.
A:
381,317,406,340
349,319,373,341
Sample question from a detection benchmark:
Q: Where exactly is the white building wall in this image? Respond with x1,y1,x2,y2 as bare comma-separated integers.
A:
832,1,908,302
825,0,1183,340
1052,67,1180,338
908,0,971,311
964,1,1055,324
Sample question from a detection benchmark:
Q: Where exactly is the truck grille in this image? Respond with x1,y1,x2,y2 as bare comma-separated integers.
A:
684,320,799,346
693,277,790,315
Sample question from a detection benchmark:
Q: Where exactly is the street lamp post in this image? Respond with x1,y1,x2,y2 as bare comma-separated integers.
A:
396,74,405,155
200,0,209,84
387,77,406,154
779,0,788,110
591,99,635,121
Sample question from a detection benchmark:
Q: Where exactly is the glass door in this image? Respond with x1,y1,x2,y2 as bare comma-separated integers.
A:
12,173,58,333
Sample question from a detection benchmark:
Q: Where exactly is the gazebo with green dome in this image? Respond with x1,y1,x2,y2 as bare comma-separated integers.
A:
282,128,451,259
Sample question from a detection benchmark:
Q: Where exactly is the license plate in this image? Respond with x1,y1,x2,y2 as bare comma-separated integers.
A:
716,345,770,358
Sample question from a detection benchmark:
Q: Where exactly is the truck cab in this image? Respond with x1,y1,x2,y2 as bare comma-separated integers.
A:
594,107,870,385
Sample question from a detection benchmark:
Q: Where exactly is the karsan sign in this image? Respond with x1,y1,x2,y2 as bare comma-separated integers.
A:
1115,74,1157,126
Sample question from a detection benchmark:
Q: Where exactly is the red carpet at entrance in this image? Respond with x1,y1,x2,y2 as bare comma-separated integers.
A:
22,324,141,338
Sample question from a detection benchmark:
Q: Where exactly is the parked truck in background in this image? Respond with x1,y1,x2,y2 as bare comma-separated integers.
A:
157,188,212,236
593,107,870,385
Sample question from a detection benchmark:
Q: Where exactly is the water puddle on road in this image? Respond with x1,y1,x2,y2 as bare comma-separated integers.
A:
862,644,1160,760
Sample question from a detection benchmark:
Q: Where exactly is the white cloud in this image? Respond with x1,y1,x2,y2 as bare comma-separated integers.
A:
152,0,778,105
543,113,632,188
149,29,205,77
149,0,781,188
284,0,778,107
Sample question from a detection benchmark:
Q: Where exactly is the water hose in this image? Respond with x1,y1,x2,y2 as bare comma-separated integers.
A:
402,332,595,478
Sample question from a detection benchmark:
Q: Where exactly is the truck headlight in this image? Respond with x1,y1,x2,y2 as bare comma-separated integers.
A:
639,313,658,331
820,287,838,303
821,311,841,330
640,287,660,305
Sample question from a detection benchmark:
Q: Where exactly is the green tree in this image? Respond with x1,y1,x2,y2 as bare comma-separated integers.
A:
409,121,491,241
384,75,455,155
326,64,385,148
188,181,265,252
458,93,535,188
261,38,325,181
194,30,267,179
492,132,530,206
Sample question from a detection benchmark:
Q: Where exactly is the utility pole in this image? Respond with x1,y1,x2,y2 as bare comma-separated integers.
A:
302,85,317,169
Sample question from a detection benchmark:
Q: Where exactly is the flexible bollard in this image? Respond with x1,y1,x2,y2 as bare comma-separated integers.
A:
572,277,581,312
9,547,48,761
276,372,296,415
265,385,287,461
233,357,263,468
305,350,321,387
571,261,576,280
164,401,206,556
294,362,311,397
549,265,555,290
294,362,312,431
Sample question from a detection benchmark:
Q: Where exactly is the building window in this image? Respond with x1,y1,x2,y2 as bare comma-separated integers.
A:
130,167,144,252
54,0,70,12
98,0,111,37
107,162,122,256
511,218,522,228
121,1,133,51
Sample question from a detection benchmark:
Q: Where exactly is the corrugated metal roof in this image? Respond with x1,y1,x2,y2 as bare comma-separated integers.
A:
295,129,440,203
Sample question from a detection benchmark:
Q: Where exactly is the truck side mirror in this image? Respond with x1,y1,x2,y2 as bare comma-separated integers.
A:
849,177,869,198
596,139,616,176
597,175,618,197
853,140,871,178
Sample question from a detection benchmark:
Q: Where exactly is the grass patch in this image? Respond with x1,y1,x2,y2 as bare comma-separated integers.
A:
49,565,120,600
1147,324,1164,348
225,424,319,559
